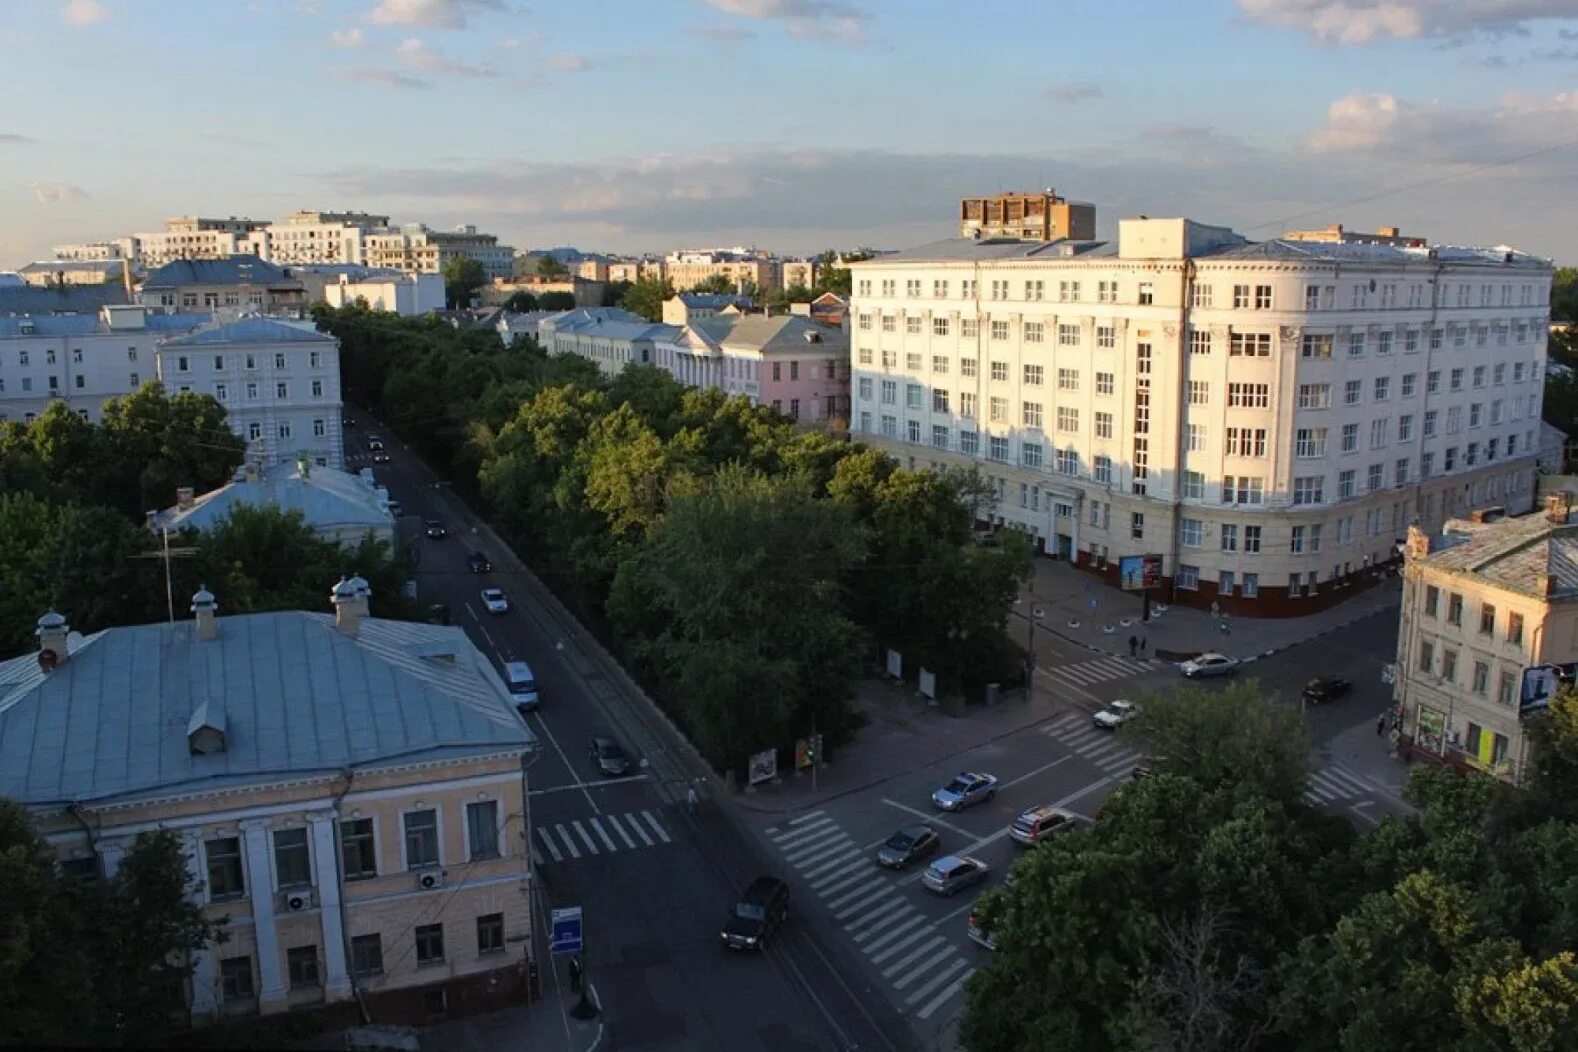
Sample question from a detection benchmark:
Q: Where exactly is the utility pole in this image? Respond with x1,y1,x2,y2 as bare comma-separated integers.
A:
134,516,200,623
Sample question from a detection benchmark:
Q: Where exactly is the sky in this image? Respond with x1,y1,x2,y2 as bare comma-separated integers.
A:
4,0,1578,267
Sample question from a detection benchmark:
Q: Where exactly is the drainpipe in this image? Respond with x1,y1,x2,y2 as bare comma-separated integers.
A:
1413,261,1446,529
328,767,368,1024
1168,258,1196,606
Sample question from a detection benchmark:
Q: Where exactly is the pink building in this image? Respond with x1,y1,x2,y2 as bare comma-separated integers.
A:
656,314,850,425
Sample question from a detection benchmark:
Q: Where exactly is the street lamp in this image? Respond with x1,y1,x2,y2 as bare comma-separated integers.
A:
1015,597,1045,690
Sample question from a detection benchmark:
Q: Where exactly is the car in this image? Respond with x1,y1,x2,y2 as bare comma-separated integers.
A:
875,824,940,869
424,520,447,539
467,550,492,573
343,417,356,428
720,876,789,950
588,735,631,777
1009,805,1079,846
1302,676,1352,705
1181,652,1239,678
967,908,997,951
385,499,403,518
480,587,510,614
921,854,989,896
367,439,385,452
1093,698,1137,730
931,772,998,811
373,452,391,464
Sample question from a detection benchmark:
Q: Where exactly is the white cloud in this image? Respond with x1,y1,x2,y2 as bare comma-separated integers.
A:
0,133,38,145
329,27,366,48
704,0,868,44
689,24,756,42
1238,0,1578,45
32,181,89,205
334,66,433,90
1045,82,1103,104
366,0,503,29
60,0,109,27
1305,88,1578,163
395,37,496,76
548,52,592,72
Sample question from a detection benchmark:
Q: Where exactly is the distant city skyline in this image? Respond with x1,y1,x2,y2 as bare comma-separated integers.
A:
4,0,1578,268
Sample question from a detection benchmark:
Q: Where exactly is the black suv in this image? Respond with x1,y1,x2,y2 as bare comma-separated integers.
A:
1302,677,1352,705
721,876,789,950
467,550,491,573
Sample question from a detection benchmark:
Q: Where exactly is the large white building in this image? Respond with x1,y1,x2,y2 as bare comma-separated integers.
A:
849,216,1552,615
158,318,346,470
365,224,516,281
239,210,389,266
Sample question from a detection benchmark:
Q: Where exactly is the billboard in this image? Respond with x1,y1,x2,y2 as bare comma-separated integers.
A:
1118,554,1164,592
1520,662,1578,718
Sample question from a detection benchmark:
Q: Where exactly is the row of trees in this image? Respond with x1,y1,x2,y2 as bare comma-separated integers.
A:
962,682,1578,1051
312,307,1031,772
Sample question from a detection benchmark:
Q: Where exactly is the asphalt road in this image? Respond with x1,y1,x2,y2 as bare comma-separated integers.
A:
345,417,914,1052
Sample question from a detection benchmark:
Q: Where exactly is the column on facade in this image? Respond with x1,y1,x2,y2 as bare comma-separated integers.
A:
98,838,127,878
308,812,352,999
240,819,288,1008
183,832,221,1015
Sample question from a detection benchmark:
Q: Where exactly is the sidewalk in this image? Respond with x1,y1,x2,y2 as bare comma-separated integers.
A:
1017,559,1402,666
419,984,602,1052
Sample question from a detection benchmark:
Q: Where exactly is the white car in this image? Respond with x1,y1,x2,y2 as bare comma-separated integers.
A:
1180,652,1239,678
1092,699,1137,731
480,588,510,615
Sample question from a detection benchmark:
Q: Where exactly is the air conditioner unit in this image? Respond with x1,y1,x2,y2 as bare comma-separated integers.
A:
283,889,315,912
417,870,445,891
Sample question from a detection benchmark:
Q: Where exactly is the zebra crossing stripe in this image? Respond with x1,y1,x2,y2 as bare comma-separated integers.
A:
833,882,895,922
788,810,827,826
553,824,581,859
848,898,912,939
605,813,637,849
904,954,969,999
773,818,834,849
640,810,671,844
862,912,930,957
626,814,654,847
825,876,884,914
812,865,871,896
1321,766,1374,795
790,837,856,870
535,827,563,863
880,932,948,977
590,818,617,852
529,843,543,867
571,820,599,854
800,847,862,882
869,921,937,966
916,967,975,1020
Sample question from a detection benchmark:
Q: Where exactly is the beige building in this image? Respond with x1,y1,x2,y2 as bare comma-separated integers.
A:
0,581,538,1026
17,259,127,286
1394,497,1578,782
140,256,307,315
137,217,272,269
664,249,782,294
1284,223,1427,248
782,260,816,290
481,276,606,309
365,224,516,281
960,190,1096,242
851,211,1552,616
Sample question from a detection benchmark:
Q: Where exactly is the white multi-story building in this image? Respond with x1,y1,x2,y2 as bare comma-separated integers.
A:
240,211,390,267
52,238,138,262
158,318,345,470
0,305,211,423
365,224,515,281
850,216,1552,615
135,216,272,269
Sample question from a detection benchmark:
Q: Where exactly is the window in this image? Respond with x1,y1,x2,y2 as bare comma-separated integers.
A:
1423,411,1438,439
73,375,84,390
1376,331,1393,356
1338,469,1356,499
1180,518,1203,547
1344,380,1362,406
274,828,311,888
933,425,951,449
1298,384,1331,409
1131,512,1145,539
1189,381,1210,405
1472,662,1490,696
478,913,506,955
340,818,377,880
248,422,262,441
1371,418,1388,449
1374,376,1391,402
1189,330,1212,355
310,350,321,368
1418,639,1435,673
1058,323,1080,346
1221,523,1239,552
1427,370,1441,394
933,389,950,413
1244,525,1262,553
1096,372,1114,395
933,279,948,298
1402,373,1417,398
881,315,895,333
1225,428,1267,457
1425,585,1440,618
990,360,1008,382
1096,325,1116,349
1292,476,1324,505
1183,470,1205,499
278,423,292,440
311,379,324,397
1228,383,1269,408
932,317,949,337
989,396,1007,422
220,956,255,1001
1093,455,1112,483
288,946,320,989
1233,284,1251,309
858,378,873,401
906,384,924,409
1100,280,1118,303
960,356,977,377
990,320,1009,341
1021,442,1042,467
960,392,977,418
961,318,978,339
1222,475,1264,504
1138,282,1154,305
1473,365,1487,388
906,419,920,442
466,800,500,861
1469,403,1483,429
1451,368,1464,391
351,934,383,977
274,353,287,370
1398,415,1413,442
1479,604,1496,636
1348,333,1366,358
905,279,921,298
416,923,446,965
960,430,979,456
1301,334,1333,359
906,316,922,335
989,436,1009,461
1447,593,1463,626
1295,428,1327,458
275,381,289,399
1187,423,1206,451
879,380,896,405
1442,649,1458,683
990,280,1008,300
1176,565,1200,590
1421,451,1435,477
1229,332,1271,357
1508,612,1524,646
206,837,244,900
1057,367,1079,391
1367,463,1384,492
1055,449,1079,475
1056,406,1078,432
1395,458,1410,485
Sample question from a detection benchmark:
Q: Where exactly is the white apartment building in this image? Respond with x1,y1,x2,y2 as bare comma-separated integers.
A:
52,238,137,262
240,211,390,267
320,270,445,315
0,305,211,423
365,224,515,281
850,217,1552,615
158,318,345,470
135,216,271,269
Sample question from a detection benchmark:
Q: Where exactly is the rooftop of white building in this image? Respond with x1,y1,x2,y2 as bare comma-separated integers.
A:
154,460,392,536
161,316,333,346
0,308,210,337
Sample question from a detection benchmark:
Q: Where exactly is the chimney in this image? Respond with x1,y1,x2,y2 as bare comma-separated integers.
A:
1405,523,1431,560
1546,493,1571,525
36,610,69,668
1328,223,1344,234
191,586,219,641
176,486,196,510
1378,226,1400,238
331,575,371,637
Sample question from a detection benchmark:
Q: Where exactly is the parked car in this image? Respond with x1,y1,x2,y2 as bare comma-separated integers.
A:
1181,652,1239,678
368,439,385,452
424,520,447,539
931,772,998,811
467,550,492,573
921,855,989,896
967,908,997,950
385,499,403,518
480,587,510,614
1302,676,1352,704
588,735,631,777
373,452,391,463
343,417,356,428
720,876,789,950
1093,699,1138,731
1009,805,1079,846
875,824,940,869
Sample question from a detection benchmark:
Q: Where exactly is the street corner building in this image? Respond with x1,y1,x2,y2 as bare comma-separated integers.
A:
0,577,541,1030
1393,495,1578,784
847,199,1553,617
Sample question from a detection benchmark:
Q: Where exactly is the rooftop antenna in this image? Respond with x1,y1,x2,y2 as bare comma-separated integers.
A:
136,512,200,624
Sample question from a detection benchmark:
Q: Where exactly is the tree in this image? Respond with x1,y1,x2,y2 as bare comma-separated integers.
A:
1551,266,1578,322
538,290,577,311
1542,371,1578,436
602,279,632,308
619,276,675,321
535,254,569,279
1127,679,1312,803
442,255,487,309
780,282,814,304
99,383,247,517
690,273,736,295
501,290,538,312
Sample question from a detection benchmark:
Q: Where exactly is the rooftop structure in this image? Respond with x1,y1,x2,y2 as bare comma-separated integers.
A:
155,459,395,548
959,189,1097,242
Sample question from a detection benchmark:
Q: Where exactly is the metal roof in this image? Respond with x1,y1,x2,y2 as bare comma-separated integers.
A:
141,255,296,289
866,237,1112,263
161,317,335,346
0,284,131,316
155,462,393,534
687,313,848,354
0,609,533,807
1421,513,1578,599
1203,239,1551,268
0,311,211,338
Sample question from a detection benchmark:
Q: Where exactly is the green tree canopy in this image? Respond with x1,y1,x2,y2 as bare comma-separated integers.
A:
501,290,538,312
689,273,737,295
442,255,487,308
619,276,675,321
535,254,569,279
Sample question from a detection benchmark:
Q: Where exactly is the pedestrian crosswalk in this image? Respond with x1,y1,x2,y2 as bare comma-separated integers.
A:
1038,711,1146,775
530,809,673,865
1039,655,1158,691
762,811,979,1024
1305,764,1377,805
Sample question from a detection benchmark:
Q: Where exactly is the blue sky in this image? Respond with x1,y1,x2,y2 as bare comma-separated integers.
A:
4,0,1578,266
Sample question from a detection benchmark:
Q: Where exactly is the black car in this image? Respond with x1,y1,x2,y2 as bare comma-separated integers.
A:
343,417,356,428
875,823,940,869
467,550,492,573
588,735,630,777
367,439,385,452
720,876,789,950
424,520,447,539
1303,677,1352,705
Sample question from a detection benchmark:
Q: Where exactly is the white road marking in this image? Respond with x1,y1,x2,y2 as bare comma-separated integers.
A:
799,848,862,882
604,813,637,850
628,815,654,848
880,798,973,838
1000,754,1072,791
903,954,969,999
916,968,975,1020
788,810,827,826
528,774,651,797
773,817,835,848
529,712,600,815
589,818,617,852
824,876,885,914
571,820,598,854
831,882,895,922
812,865,872,897
862,913,931,958
640,810,671,844
1349,802,1381,826
880,933,947,977
847,898,912,939
535,827,562,863
552,824,581,859
788,837,857,870
529,843,543,867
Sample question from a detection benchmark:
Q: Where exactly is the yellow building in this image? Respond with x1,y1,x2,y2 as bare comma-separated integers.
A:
0,579,539,1027
1394,496,1578,782
959,189,1095,241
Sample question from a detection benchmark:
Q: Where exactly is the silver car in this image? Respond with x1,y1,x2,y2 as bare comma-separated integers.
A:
1180,652,1239,678
921,854,989,896
875,824,940,869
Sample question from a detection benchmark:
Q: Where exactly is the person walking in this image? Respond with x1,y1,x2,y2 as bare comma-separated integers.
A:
568,955,582,994
1376,713,1386,736
686,782,699,815
1139,638,1148,658
1128,635,1138,657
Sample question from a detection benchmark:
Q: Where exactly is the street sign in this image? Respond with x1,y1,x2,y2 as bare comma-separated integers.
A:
748,747,778,786
794,738,811,770
550,907,583,957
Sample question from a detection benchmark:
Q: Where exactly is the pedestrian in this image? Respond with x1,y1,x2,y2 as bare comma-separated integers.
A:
686,783,699,815
568,955,582,994
1376,714,1386,736
1139,638,1148,657
1128,635,1138,657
